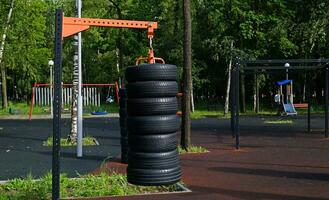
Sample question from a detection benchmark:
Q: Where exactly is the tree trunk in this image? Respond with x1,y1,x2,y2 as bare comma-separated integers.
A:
224,41,233,117
181,0,192,149
109,0,124,87
0,0,15,109
190,88,195,112
69,0,80,143
69,34,79,143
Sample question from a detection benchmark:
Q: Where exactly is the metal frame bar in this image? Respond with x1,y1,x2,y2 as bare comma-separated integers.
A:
52,9,63,200
242,66,325,70
325,67,329,138
230,58,329,149
244,59,329,64
231,58,240,149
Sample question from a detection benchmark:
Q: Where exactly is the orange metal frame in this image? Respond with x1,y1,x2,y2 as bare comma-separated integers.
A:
62,15,159,63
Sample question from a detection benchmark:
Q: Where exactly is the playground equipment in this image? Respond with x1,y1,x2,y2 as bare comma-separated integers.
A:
51,9,161,200
275,79,297,115
230,58,329,149
28,83,119,120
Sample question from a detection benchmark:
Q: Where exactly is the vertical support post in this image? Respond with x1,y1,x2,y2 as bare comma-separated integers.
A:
307,103,311,133
325,67,328,138
235,59,240,149
256,73,259,113
77,0,83,158
50,64,53,117
52,9,63,200
230,65,235,136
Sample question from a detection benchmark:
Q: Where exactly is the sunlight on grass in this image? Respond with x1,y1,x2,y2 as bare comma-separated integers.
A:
43,136,98,147
190,111,226,119
178,146,209,154
0,173,182,199
264,120,293,124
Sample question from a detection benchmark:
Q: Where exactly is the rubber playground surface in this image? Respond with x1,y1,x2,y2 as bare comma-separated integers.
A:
1,115,329,200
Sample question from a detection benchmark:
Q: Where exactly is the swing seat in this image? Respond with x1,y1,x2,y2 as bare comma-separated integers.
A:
283,103,297,115
91,111,108,115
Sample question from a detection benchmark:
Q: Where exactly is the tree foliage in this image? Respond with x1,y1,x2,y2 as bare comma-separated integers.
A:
0,0,328,105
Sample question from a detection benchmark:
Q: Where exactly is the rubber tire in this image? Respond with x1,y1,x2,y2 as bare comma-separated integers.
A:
125,64,177,82
127,166,181,186
127,115,179,134
127,97,177,116
126,81,178,98
128,149,179,169
129,132,177,152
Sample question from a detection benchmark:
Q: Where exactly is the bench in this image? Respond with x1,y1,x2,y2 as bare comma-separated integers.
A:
293,103,309,109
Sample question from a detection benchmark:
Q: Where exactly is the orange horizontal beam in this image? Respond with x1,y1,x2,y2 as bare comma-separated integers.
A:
63,16,158,38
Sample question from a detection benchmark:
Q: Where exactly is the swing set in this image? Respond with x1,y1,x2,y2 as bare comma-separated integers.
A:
275,79,297,115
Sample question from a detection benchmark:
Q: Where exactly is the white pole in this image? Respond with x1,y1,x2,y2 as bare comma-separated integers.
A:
49,60,53,117
77,0,83,157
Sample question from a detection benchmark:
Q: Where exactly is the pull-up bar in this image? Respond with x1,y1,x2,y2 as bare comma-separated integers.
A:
52,9,159,200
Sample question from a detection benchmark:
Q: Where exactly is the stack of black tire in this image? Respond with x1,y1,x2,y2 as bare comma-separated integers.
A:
125,63,181,186
119,88,128,163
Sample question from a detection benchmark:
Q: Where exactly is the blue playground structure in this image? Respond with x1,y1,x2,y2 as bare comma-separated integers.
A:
275,79,297,115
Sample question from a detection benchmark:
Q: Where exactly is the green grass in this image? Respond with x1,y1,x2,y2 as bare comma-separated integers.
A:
178,146,209,154
0,173,181,200
190,110,226,119
264,120,293,124
43,136,98,147
0,102,119,116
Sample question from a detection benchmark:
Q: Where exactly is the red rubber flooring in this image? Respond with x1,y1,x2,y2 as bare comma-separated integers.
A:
76,117,329,200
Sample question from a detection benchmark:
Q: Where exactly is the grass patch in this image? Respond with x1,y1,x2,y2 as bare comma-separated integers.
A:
178,146,209,154
190,110,225,119
264,120,293,124
0,173,182,200
0,102,120,116
43,136,98,147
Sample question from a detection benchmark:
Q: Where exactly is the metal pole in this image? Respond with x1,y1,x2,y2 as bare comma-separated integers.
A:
52,9,63,200
230,65,235,136
235,59,240,149
325,67,328,138
286,68,289,103
256,73,259,113
77,0,83,157
307,103,311,133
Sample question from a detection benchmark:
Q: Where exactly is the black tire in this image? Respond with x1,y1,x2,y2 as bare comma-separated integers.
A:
129,133,177,152
128,150,179,169
127,97,177,116
125,64,177,82
127,115,179,134
126,81,178,98
127,166,181,186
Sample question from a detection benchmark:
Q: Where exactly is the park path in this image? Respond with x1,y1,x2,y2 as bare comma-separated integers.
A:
76,118,329,200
